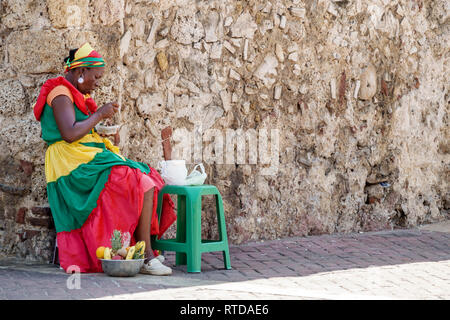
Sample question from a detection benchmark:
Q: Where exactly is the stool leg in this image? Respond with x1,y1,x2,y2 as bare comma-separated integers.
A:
222,250,231,270
186,193,202,272
216,193,231,270
175,195,187,266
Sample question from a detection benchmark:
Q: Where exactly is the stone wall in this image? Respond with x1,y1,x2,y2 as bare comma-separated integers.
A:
0,0,448,262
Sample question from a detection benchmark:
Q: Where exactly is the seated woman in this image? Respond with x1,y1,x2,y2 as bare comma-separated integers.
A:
33,43,175,275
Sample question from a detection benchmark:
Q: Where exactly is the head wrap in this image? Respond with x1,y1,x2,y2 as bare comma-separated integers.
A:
64,42,105,73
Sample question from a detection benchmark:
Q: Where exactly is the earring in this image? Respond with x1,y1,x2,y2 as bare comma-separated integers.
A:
78,76,84,84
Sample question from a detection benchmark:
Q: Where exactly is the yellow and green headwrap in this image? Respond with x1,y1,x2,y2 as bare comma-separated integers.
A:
64,42,105,73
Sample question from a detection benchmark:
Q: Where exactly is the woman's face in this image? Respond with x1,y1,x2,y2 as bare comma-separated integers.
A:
76,67,105,95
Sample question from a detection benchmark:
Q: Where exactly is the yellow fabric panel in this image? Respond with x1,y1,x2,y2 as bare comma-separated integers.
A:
101,136,122,156
44,133,123,183
74,43,94,60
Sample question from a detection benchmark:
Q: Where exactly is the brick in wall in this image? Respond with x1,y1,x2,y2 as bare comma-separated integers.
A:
15,207,27,224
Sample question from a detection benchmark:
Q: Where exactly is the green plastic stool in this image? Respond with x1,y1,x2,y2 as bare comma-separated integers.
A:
151,184,232,273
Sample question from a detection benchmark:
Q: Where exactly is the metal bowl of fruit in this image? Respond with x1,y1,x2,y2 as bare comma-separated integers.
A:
97,230,146,277
100,258,145,277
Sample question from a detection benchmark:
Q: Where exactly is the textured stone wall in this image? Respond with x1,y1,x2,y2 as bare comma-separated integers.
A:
0,0,448,262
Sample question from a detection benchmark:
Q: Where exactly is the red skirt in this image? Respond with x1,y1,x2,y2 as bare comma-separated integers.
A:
56,165,175,273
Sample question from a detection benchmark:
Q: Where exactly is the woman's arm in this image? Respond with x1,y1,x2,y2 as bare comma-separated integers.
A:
52,95,119,143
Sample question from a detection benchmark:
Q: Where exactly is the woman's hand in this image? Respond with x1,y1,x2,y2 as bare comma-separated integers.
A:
98,102,119,120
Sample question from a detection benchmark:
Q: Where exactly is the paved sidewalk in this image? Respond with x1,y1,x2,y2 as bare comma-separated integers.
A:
0,222,449,300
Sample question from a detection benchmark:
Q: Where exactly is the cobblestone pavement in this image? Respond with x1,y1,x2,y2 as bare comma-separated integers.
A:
0,224,449,300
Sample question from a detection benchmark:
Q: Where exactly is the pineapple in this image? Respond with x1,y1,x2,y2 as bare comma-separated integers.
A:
110,229,122,255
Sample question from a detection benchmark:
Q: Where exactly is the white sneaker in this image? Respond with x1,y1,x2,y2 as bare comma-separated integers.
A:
140,258,172,276
156,255,165,263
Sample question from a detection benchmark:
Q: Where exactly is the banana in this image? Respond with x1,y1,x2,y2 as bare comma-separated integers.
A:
103,247,112,260
125,246,135,260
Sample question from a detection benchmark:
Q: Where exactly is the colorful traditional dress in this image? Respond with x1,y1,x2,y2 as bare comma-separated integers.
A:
34,76,176,273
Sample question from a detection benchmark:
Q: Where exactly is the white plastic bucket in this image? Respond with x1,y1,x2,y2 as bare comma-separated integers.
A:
159,160,188,185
